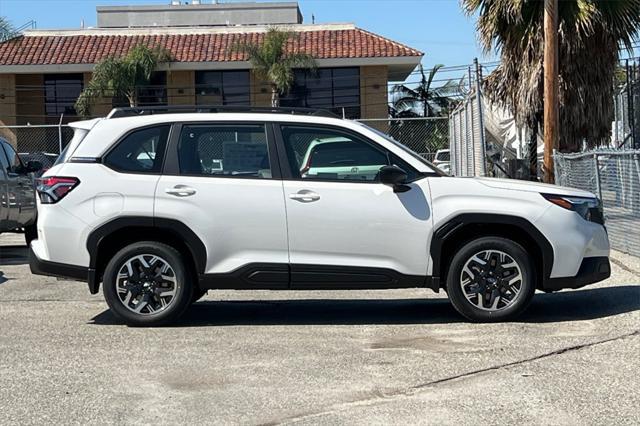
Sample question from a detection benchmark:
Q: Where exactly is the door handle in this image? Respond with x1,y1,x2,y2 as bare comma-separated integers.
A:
165,185,196,197
289,190,320,203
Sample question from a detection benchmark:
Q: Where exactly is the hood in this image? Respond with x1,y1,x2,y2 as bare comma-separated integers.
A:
474,177,595,198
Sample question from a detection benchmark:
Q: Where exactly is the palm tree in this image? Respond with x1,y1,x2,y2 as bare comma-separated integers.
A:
0,17,15,42
462,0,640,152
391,64,461,118
75,44,172,117
234,27,317,107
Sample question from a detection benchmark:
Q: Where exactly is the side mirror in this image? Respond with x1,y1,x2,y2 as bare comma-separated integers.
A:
26,160,43,173
379,165,410,193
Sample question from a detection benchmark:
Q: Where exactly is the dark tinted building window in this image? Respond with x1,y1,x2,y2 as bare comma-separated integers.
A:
195,71,250,106
281,67,360,118
138,72,167,106
105,126,170,174
44,74,84,118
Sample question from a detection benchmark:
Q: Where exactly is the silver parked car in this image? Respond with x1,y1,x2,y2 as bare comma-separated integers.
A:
0,137,43,244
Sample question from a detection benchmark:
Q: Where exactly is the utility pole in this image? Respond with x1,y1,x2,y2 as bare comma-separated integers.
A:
543,0,559,184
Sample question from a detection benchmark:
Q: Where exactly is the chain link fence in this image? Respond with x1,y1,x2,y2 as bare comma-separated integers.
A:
356,117,449,158
0,118,450,162
0,124,74,156
555,149,640,256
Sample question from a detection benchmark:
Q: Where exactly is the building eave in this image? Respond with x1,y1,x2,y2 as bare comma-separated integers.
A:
0,56,422,80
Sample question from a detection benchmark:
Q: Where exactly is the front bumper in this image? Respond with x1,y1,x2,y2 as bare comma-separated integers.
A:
544,256,611,291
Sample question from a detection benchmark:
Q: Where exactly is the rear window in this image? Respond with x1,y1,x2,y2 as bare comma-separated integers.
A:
104,126,170,174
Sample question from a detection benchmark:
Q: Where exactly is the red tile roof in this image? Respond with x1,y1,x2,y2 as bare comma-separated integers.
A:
0,27,422,66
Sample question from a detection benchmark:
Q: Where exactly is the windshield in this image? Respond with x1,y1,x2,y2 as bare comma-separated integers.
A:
359,123,446,176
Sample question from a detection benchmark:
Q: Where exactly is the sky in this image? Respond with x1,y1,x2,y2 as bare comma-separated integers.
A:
0,0,496,83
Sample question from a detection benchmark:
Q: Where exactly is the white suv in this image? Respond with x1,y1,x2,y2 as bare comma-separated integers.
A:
30,107,611,326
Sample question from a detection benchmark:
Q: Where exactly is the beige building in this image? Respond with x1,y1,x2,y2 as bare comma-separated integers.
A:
0,2,422,132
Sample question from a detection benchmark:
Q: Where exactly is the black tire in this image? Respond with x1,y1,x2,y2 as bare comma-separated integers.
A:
103,241,193,327
446,237,535,322
24,224,37,246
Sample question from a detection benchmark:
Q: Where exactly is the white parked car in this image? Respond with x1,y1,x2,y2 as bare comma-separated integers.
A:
30,107,610,326
432,149,450,174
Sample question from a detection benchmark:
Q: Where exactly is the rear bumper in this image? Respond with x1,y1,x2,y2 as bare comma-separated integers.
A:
29,245,99,293
544,257,611,291
29,245,87,281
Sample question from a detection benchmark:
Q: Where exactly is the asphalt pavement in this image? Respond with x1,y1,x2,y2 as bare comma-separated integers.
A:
0,233,638,425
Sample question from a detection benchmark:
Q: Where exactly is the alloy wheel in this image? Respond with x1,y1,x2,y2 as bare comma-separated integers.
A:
115,254,179,315
459,250,523,312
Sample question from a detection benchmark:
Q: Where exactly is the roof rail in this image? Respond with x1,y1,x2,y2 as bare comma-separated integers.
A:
107,105,340,119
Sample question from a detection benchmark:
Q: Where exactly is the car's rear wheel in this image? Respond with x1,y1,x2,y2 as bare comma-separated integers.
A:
103,241,193,326
446,237,535,322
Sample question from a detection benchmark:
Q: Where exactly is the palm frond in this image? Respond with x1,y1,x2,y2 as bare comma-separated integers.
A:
462,0,640,151
234,27,317,99
391,84,420,100
75,44,171,117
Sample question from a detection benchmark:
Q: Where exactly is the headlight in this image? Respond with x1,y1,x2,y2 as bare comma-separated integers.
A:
541,193,605,225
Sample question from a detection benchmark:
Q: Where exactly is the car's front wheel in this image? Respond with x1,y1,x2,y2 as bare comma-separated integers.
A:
446,237,535,322
103,241,193,326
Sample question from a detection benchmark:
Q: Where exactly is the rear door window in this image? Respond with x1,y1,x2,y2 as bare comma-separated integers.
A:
104,126,170,174
177,124,272,179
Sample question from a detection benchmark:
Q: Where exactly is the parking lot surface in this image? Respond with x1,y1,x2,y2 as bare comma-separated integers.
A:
0,234,638,425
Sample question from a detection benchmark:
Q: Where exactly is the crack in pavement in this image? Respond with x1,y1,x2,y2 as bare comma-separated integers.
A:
267,329,640,425
610,257,640,276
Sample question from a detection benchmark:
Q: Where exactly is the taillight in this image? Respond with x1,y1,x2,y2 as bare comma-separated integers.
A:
36,176,80,204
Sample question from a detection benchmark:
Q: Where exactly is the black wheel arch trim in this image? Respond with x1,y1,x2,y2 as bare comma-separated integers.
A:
86,216,207,293
429,213,554,287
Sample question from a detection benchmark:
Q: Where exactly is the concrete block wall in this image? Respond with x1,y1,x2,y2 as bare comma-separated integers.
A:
83,72,113,118
168,70,195,106
360,65,389,131
0,74,17,145
250,70,273,107
0,74,16,126
16,74,45,125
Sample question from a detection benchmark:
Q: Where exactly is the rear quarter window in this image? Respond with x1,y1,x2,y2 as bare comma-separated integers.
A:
55,127,89,166
104,126,170,174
